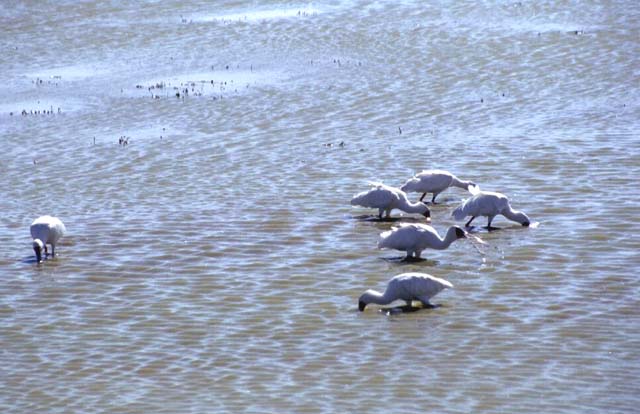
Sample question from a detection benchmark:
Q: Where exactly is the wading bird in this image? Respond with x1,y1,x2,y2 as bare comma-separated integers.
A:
30,215,66,263
359,272,453,311
452,190,530,230
377,223,467,259
350,182,430,220
400,169,477,203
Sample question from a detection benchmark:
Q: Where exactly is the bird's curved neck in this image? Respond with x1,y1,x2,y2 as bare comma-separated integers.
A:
361,289,394,306
451,176,471,189
502,206,528,224
398,195,426,214
433,227,460,250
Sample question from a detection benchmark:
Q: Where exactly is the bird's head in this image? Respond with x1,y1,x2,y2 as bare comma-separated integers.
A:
517,211,531,227
421,204,431,222
454,226,467,239
33,239,44,263
358,289,378,311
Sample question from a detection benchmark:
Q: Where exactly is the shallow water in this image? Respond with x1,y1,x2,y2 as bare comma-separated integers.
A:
1,1,639,413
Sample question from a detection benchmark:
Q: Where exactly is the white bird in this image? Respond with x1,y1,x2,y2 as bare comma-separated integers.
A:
377,223,467,259
359,272,453,311
350,182,431,220
30,215,66,263
452,190,530,229
400,169,477,203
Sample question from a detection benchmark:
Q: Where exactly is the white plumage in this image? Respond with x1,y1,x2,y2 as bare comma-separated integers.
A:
350,182,431,220
400,169,477,203
452,190,530,229
377,223,467,259
30,215,66,263
359,272,453,311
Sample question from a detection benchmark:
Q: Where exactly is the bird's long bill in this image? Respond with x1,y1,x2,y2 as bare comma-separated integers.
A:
466,232,488,245
466,233,488,257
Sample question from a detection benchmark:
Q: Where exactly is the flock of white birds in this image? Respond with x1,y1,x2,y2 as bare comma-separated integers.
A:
27,169,531,316
351,169,531,313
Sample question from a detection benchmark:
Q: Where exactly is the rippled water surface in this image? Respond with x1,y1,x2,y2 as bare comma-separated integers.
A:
1,1,639,413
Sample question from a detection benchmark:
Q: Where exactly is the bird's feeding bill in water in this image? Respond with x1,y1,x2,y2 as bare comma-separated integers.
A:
465,231,487,245
465,231,488,257
453,227,487,257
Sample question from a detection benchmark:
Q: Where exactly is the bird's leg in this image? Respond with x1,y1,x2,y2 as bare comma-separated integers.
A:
401,299,423,312
465,216,476,227
431,194,438,204
51,245,55,257
419,193,427,202
485,216,499,231
44,245,49,257
396,301,419,313
402,251,424,262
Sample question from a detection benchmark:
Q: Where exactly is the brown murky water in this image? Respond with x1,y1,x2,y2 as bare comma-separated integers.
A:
1,1,639,412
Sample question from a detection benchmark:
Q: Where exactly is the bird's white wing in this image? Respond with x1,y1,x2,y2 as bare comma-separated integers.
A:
354,184,400,208
378,224,418,250
403,273,452,301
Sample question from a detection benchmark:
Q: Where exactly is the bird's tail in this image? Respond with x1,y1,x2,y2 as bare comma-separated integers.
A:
433,276,454,289
351,182,385,206
400,177,419,193
451,204,467,221
350,192,367,206
377,230,393,249
367,181,386,189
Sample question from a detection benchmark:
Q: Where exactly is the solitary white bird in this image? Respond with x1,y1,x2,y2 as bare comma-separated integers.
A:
452,190,530,229
30,215,66,263
400,169,477,203
359,272,453,311
350,182,431,220
378,223,467,259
